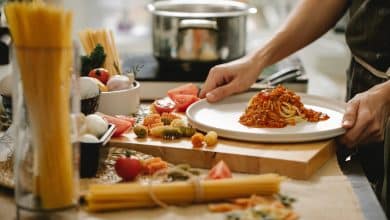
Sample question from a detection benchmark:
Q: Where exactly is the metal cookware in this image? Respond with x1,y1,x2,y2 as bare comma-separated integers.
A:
147,0,257,73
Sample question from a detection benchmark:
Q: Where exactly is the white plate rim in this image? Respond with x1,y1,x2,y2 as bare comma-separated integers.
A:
186,92,347,143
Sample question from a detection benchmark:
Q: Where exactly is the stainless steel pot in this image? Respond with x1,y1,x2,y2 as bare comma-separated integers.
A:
147,0,257,72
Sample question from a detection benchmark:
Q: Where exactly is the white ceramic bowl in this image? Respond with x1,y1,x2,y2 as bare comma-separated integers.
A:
97,81,140,115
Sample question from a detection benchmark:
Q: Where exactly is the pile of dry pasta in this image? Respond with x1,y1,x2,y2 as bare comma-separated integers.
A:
79,28,122,75
5,2,75,209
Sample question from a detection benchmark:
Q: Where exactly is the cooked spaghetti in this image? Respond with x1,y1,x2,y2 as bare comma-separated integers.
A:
239,85,329,128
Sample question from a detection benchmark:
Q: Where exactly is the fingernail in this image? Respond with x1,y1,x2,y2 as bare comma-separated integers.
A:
206,92,216,101
342,120,352,127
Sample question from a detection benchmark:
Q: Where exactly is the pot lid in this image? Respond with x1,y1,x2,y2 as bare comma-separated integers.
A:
147,0,257,18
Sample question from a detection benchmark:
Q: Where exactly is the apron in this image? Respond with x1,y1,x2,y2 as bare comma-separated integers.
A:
343,58,388,197
343,0,390,203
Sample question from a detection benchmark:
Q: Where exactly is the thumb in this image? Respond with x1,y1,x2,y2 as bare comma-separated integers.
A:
206,83,237,103
342,99,359,128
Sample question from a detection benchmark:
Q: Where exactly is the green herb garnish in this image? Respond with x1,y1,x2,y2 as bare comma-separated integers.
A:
81,44,106,76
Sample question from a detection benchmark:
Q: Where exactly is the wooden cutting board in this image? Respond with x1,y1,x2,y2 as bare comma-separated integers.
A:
109,133,336,180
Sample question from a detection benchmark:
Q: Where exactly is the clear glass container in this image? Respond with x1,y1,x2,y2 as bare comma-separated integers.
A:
12,46,80,219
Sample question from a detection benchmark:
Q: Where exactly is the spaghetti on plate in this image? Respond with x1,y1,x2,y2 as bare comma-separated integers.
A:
239,85,329,128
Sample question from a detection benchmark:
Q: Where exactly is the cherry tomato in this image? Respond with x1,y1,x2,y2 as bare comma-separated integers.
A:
152,97,176,114
88,68,110,84
114,157,142,181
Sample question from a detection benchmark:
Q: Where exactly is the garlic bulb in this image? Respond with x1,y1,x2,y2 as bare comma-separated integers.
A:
106,75,131,91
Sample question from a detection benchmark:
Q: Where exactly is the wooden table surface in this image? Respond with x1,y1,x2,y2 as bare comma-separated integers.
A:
0,156,386,220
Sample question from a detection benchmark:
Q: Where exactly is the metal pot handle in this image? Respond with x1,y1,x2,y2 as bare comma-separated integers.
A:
179,19,218,30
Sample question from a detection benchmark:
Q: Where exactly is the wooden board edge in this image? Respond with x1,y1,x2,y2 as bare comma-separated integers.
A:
303,139,337,179
107,142,316,180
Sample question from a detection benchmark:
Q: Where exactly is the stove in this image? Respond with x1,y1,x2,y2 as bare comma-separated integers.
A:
122,54,308,100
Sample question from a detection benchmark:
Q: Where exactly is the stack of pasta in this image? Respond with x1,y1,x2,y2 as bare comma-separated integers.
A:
5,2,75,209
86,174,283,212
79,28,122,75
240,85,329,128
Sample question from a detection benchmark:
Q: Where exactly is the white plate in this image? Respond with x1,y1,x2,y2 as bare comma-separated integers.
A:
186,92,346,143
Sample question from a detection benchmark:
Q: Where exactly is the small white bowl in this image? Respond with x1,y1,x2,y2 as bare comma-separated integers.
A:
97,81,140,115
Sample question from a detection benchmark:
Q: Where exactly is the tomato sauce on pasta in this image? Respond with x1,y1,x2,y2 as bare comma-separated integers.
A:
239,85,329,128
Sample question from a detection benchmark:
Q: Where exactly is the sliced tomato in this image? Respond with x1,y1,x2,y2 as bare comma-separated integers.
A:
115,115,136,126
167,83,199,99
98,113,132,137
170,94,199,112
152,97,176,114
206,160,232,180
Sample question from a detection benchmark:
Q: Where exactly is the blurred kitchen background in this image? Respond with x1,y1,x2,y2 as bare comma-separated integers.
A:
63,0,349,100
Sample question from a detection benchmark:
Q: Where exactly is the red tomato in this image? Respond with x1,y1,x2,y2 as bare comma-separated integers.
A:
114,157,142,181
170,94,199,112
152,97,176,114
98,113,132,137
206,160,232,180
115,115,136,126
88,68,110,84
167,83,199,99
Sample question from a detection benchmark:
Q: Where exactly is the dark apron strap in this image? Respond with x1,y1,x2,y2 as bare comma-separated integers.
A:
382,118,390,217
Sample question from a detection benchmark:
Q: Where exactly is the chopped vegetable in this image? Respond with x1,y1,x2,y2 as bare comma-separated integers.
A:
142,157,168,175
191,132,205,148
115,115,136,126
170,94,199,112
98,113,132,137
206,160,232,180
81,44,106,76
205,131,218,146
133,124,148,138
167,83,199,99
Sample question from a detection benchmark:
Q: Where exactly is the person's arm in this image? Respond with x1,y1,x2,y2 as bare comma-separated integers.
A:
340,80,390,147
200,0,349,102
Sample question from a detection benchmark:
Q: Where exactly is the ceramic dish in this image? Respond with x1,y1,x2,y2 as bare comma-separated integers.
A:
98,81,140,115
186,92,346,143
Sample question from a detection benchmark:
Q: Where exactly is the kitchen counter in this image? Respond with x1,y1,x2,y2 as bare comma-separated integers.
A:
0,154,386,219
1,2,384,218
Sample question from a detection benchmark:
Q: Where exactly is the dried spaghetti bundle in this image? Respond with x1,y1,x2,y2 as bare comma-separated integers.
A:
5,2,75,209
86,174,283,212
240,85,329,128
79,28,121,75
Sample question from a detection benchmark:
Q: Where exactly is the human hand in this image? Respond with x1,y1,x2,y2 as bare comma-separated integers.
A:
339,81,390,148
199,55,262,102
